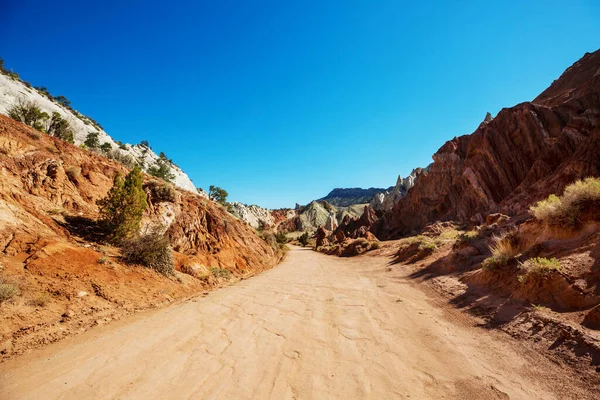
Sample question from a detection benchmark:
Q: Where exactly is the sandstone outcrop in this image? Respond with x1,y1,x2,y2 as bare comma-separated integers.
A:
367,49,600,238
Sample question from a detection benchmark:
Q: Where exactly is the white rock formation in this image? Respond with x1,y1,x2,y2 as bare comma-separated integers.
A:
324,213,338,231
370,167,429,211
0,73,196,192
228,202,275,229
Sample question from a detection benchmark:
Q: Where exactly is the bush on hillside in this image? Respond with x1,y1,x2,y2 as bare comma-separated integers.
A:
209,185,228,206
0,282,20,303
84,132,100,149
97,166,147,240
54,95,71,108
46,112,74,143
105,149,137,169
122,231,174,276
100,142,112,153
7,98,48,131
298,232,310,246
146,180,178,203
481,234,522,271
530,177,600,226
518,257,562,283
148,158,175,183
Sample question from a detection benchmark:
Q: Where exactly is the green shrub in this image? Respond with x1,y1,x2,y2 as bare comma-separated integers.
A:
46,112,74,143
100,142,112,153
97,166,147,240
105,149,137,169
530,177,600,225
7,98,48,131
122,231,174,276
146,181,178,203
275,231,288,244
148,159,175,183
84,132,100,149
298,232,310,246
0,283,20,303
209,185,229,206
518,257,562,283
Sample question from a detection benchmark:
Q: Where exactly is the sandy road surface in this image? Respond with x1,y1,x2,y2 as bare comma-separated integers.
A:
0,247,589,399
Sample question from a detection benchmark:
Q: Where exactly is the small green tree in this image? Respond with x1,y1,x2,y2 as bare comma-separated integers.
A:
209,185,228,206
54,95,71,108
7,98,48,131
46,112,74,143
97,166,147,240
85,132,100,148
148,158,175,182
299,232,309,246
100,142,112,153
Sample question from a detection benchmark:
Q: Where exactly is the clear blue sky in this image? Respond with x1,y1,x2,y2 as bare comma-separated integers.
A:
1,1,599,208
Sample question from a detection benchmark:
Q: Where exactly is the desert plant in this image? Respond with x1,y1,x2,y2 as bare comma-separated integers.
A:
54,95,71,108
105,149,137,169
84,132,100,149
210,267,232,280
481,235,522,271
530,177,600,226
0,282,20,303
97,166,147,240
298,232,310,246
45,112,74,143
7,98,48,131
65,166,81,181
148,158,175,183
275,231,288,244
518,257,562,283
100,142,112,153
97,257,109,264
30,292,52,307
122,231,174,276
209,185,228,206
146,181,178,203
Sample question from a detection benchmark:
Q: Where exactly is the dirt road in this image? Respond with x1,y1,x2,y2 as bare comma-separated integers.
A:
0,247,588,399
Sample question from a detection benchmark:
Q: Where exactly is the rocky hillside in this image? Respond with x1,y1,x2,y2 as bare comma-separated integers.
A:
319,187,389,207
370,166,429,211
0,115,281,359
0,69,197,193
338,49,600,239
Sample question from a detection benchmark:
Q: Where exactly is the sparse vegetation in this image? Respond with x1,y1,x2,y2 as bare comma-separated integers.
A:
210,267,232,280
105,149,137,169
0,282,20,303
97,257,109,264
97,166,147,240
209,185,229,206
275,231,289,244
29,292,51,307
122,231,174,276
65,166,81,181
45,112,74,143
298,232,310,246
7,98,49,131
518,257,562,283
148,158,175,183
146,181,178,203
84,132,100,149
481,235,522,271
100,142,112,153
530,177,600,226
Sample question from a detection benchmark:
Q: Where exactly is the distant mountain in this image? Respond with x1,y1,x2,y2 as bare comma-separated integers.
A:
318,187,392,207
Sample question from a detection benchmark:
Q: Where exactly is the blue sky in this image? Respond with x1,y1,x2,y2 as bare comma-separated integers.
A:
1,1,599,208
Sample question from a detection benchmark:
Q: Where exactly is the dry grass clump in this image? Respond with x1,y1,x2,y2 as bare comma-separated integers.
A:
122,232,174,276
64,166,81,181
29,292,52,307
518,257,562,283
145,181,178,203
210,267,232,280
0,282,21,303
402,235,437,251
530,177,600,225
481,235,522,271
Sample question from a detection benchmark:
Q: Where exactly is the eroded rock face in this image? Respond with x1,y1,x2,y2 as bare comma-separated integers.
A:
228,202,275,229
379,49,600,237
0,115,278,272
370,167,429,211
